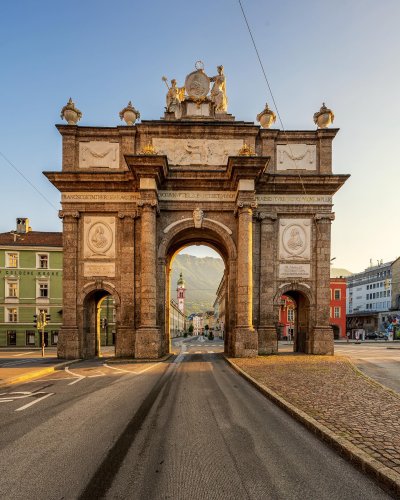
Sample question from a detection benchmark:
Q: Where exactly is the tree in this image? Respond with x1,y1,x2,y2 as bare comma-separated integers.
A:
188,324,194,335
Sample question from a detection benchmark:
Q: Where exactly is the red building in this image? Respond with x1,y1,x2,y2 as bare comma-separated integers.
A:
329,277,347,339
278,278,347,340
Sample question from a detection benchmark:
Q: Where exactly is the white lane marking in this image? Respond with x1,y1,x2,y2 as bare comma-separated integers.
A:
88,372,106,378
13,352,35,357
15,393,54,412
65,366,85,385
209,351,214,354
195,351,202,354
103,362,162,375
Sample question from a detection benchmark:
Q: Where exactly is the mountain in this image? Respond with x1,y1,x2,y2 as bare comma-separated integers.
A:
170,254,224,315
330,267,352,278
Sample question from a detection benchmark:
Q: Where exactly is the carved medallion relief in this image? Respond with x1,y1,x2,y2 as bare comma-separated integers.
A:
279,219,311,261
79,141,119,169
83,217,116,260
276,144,316,170
152,138,243,166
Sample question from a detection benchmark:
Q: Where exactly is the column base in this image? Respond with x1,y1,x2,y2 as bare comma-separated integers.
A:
230,326,258,357
135,327,162,359
308,325,334,355
57,326,80,359
115,326,136,358
257,325,278,355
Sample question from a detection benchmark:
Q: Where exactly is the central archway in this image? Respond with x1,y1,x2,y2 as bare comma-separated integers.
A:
158,219,237,356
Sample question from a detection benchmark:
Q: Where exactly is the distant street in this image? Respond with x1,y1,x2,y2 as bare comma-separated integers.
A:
335,342,400,393
0,337,389,499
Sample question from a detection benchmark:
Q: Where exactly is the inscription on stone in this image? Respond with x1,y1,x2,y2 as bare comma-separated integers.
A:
158,191,236,202
279,219,311,260
257,194,332,205
84,262,115,277
279,263,311,278
153,138,243,166
79,141,119,169
63,192,138,203
276,144,316,170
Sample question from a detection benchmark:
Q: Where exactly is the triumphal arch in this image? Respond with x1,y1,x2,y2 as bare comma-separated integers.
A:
45,62,348,359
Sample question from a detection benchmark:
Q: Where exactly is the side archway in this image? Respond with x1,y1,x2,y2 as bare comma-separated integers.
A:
274,283,314,353
78,282,121,358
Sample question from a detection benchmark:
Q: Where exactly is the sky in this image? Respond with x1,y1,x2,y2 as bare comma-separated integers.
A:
1,0,399,273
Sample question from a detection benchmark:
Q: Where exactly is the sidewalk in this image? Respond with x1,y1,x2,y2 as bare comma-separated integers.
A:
0,350,77,388
226,353,400,497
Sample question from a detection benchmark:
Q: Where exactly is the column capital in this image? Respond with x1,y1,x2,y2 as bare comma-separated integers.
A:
315,212,335,223
118,211,138,219
256,211,278,223
58,210,80,220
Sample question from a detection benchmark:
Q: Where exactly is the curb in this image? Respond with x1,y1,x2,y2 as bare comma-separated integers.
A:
0,359,81,389
224,356,400,498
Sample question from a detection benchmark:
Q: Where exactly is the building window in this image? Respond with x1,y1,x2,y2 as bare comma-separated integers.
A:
26,330,36,346
334,307,340,318
39,283,49,298
7,281,18,298
7,330,17,346
7,308,18,322
51,330,59,346
37,253,49,269
334,289,341,300
287,308,294,322
6,252,18,268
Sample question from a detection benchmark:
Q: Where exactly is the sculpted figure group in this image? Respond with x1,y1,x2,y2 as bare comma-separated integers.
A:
162,64,228,117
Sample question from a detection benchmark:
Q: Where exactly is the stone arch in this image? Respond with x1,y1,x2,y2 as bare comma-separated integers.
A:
157,217,237,356
274,283,313,353
158,218,237,262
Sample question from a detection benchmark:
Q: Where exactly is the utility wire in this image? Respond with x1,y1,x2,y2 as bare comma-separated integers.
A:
0,150,59,212
238,0,308,197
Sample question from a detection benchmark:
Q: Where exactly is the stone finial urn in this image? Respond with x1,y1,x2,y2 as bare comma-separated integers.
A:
256,103,276,129
119,101,140,125
313,102,334,128
60,98,82,125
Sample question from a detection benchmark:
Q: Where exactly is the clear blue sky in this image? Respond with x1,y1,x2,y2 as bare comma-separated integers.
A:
1,0,399,272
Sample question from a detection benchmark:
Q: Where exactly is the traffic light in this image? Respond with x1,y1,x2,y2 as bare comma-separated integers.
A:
33,314,38,327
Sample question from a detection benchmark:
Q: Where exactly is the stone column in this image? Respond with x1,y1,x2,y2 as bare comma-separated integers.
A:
115,212,136,358
135,195,161,358
311,213,335,354
232,196,258,357
58,210,80,359
258,212,278,354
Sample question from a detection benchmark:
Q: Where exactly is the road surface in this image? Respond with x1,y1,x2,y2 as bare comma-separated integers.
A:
0,337,390,499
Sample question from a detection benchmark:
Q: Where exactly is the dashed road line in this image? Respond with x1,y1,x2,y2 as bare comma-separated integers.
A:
12,352,35,357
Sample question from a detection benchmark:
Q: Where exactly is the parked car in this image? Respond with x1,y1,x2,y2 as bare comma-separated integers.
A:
365,332,378,340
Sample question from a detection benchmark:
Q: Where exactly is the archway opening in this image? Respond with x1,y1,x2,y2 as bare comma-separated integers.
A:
163,227,231,356
278,290,310,353
82,289,116,358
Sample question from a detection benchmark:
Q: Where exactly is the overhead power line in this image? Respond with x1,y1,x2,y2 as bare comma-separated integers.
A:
0,150,58,212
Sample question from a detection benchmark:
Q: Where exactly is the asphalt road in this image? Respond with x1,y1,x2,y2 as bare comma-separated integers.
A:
334,343,400,393
0,337,390,499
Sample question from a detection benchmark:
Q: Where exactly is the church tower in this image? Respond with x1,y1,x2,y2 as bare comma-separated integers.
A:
177,272,185,314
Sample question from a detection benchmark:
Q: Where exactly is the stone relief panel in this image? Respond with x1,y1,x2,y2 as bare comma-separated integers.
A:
279,218,311,261
276,144,316,170
83,216,116,260
79,141,119,169
152,138,243,166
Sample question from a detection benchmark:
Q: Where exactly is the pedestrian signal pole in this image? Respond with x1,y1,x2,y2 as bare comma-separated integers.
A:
34,311,50,357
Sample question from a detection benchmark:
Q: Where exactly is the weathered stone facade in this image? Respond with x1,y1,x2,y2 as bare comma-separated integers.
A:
45,114,348,359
